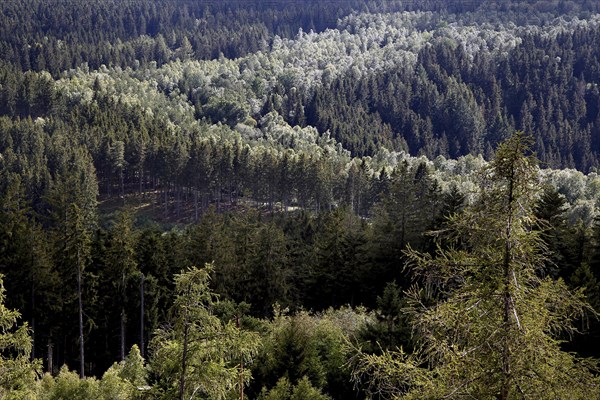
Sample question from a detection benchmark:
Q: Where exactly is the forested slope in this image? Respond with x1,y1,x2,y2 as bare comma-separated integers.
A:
2,1,600,399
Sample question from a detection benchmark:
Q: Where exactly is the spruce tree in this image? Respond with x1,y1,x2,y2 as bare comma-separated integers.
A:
105,208,138,361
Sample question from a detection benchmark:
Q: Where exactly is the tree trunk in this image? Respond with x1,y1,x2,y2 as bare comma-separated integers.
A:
47,338,53,375
77,250,85,378
140,273,145,358
120,169,125,199
178,304,189,400
194,190,199,222
139,169,143,196
121,270,127,361
237,314,244,400
500,168,516,400
164,183,169,217
120,307,126,361
31,253,35,360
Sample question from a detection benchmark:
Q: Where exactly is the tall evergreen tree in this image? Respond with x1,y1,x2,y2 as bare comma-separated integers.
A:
105,208,138,362
149,264,260,400
47,145,98,378
64,203,92,379
352,132,600,399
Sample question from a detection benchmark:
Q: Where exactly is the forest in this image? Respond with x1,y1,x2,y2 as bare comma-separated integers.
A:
2,0,600,399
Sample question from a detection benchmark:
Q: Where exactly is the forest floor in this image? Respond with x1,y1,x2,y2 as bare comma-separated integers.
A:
97,191,293,227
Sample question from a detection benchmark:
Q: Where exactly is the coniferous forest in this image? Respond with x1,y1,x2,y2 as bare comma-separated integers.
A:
3,0,600,398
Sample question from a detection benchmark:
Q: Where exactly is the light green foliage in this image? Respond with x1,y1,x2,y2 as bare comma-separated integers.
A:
290,376,331,400
149,264,260,400
36,374,56,399
96,345,147,400
259,376,293,400
259,376,331,400
540,168,600,226
99,364,132,400
40,366,100,400
97,344,148,400
0,275,40,400
351,133,600,399
120,344,147,388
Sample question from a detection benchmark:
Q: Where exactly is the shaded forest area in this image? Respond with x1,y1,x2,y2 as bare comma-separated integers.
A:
2,1,600,399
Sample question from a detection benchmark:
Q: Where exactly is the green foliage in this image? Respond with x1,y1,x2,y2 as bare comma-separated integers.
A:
99,364,133,400
36,344,147,400
308,208,369,309
4,1,600,395
243,222,291,315
197,98,249,128
290,376,331,400
0,275,40,399
40,366,100,400
351,133,600,399
103,208,139,360
534,186,571,277
254,308,361,399
259,376,331,400
120,345,147,388
149,264,260,400
259,376,293,400
358,281,414,354
370,161,441,285
95,345,147,400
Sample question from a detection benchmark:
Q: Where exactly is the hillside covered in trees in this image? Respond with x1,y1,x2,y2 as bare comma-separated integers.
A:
2,0,600,399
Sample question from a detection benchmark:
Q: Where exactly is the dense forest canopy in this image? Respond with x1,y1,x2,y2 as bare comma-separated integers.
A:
2,1,600,399
5,0,600,170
